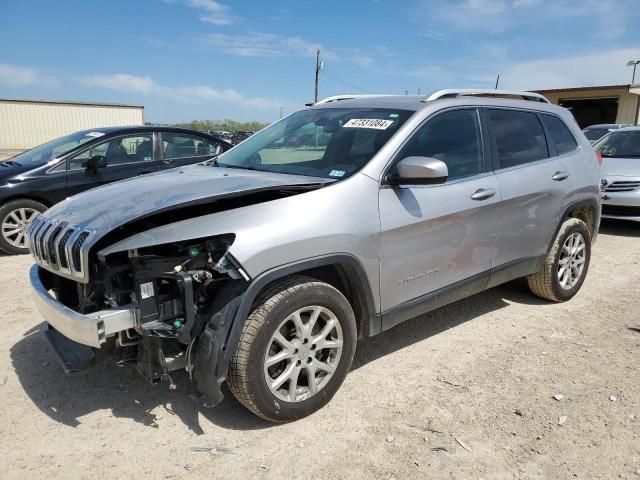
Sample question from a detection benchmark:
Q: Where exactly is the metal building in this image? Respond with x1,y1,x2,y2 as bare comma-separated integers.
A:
534,84,640,129
0,98,144,160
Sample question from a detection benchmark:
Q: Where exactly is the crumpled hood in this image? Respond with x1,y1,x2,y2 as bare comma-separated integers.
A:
601,157,640,178
41,164,329,234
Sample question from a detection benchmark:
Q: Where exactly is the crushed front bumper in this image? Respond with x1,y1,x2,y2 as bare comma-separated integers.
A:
29,265,138,348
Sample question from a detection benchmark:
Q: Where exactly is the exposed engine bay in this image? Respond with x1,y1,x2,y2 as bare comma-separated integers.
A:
39,234,248,405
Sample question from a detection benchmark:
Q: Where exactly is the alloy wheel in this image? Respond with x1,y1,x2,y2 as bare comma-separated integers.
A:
263,305,343,403
1,208,39,248
557,232,586,290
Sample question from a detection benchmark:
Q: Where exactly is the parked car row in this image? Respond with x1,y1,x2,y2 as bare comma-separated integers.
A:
209,130,255,145
0,126,232,254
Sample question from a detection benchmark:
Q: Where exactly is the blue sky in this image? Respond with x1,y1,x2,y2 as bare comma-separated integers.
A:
1,0,639,123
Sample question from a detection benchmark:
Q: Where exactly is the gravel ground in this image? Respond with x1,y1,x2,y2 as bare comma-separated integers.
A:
1,219,639,479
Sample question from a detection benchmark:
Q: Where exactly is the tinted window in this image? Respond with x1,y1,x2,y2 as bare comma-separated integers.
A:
541,114,577,155
68,134,154,170
487,109,549,168
397,109,483,181
163,133,218,160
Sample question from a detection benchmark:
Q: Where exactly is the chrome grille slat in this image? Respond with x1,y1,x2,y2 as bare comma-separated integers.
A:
604,181,640,192
26,216,94,283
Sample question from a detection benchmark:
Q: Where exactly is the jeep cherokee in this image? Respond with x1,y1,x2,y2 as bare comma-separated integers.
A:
27,89,601,422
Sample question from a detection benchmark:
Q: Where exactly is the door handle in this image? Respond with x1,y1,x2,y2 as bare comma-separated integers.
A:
470,188,497,201
552,171,569,181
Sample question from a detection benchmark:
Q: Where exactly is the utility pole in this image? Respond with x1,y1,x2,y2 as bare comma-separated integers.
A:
627,60,640,84
495,74,500,89
314,49,321,103
279,106,283,118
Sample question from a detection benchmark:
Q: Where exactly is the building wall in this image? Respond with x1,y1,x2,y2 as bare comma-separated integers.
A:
540,87,639,124
0,99,144,159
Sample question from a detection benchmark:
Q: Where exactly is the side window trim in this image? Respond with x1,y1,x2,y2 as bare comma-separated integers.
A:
538,112,580,158
537,112,559,158
484,106,552,172
382,106,488,185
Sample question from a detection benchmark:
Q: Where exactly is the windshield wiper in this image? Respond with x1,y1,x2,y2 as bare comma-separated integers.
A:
201,154,221,166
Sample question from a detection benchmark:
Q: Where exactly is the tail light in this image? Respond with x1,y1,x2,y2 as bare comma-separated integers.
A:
596,150,603,165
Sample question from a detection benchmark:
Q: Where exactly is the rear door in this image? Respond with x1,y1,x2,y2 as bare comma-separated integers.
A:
486,108,573,268
158,132,223,170
65,133,160,197
378,108,500,325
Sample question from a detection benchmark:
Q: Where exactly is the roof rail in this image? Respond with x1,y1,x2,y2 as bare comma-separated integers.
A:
313,94,393,105
426,89,550,104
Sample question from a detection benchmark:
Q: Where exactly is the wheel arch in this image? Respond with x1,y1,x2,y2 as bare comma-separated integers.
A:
0,195,53,209
549,198,600,252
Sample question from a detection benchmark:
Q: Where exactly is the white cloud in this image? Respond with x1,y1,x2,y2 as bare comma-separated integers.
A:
163,0,236,25
0,63,58,88
79,72,282,110
0,63,38,87
187,0,235,25
202,32,336,59
497,46,640,89
80,74,159,95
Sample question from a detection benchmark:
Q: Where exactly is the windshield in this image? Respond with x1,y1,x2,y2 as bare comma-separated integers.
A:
583,128,611,141
214,107,413,179
8,130,103,166
595,130,640,158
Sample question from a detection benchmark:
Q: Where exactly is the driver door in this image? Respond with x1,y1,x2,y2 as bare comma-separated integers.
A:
65,133,159,197
378,108,500,330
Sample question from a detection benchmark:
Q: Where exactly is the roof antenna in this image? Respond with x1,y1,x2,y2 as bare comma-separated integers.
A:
495,74,500,89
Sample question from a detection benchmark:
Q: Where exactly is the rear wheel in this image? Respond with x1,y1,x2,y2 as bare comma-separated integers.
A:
228,276,357,422
0,199,46,255
528,218,591,302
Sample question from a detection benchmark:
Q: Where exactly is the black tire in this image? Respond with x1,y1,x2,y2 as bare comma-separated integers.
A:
527,218,591,302
228,276,357,422
0,199,47,255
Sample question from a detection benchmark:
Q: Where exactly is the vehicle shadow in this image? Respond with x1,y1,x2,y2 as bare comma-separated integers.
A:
598,219,640,238
10,281,545,433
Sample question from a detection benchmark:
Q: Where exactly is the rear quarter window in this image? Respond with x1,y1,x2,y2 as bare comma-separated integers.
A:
540,114,578,155
487,109,549,169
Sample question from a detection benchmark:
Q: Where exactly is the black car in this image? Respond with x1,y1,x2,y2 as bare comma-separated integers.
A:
0,126,232,254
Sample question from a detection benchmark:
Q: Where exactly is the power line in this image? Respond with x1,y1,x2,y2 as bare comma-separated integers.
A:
321,70,375,94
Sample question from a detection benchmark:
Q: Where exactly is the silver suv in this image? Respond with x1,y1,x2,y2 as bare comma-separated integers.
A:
27,89,601,422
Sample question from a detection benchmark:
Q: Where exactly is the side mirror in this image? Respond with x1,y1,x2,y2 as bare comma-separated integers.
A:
85,154,107,172
387,156,448,186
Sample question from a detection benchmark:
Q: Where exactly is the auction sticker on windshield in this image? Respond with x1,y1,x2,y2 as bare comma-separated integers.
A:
343,119,394,130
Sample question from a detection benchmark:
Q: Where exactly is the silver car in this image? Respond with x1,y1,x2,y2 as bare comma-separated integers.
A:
26,89,601,422
597,126,640,221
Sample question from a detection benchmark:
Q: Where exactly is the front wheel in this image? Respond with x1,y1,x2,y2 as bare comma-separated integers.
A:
0,199,46,255
528,218,592,302
228,276,357,422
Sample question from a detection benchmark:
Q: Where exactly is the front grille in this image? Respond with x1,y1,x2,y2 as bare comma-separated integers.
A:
602,204,640,217
72,232,90,272
26,217,94,283
604,181,640,192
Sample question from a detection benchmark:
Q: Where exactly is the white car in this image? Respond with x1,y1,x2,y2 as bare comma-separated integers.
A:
596,126,640,221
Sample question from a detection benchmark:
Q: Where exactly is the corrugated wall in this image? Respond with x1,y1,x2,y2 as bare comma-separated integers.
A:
0,100,144,151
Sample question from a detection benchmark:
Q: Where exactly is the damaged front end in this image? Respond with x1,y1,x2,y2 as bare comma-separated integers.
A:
35,234,249,406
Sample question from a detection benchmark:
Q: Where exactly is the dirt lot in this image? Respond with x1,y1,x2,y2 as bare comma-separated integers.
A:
1,220,639,479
